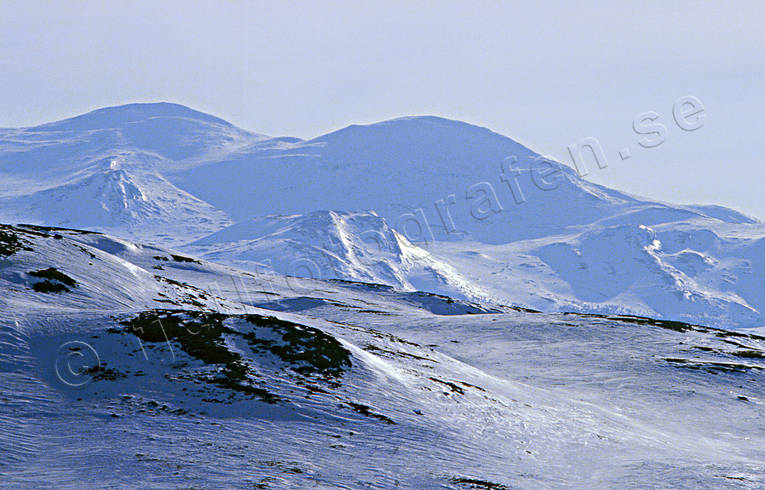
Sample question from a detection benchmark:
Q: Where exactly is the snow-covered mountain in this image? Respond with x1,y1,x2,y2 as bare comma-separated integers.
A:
185,210,485,300
1,102,263,174
1,102,764,329
1,224,764,487
170,115,635,243
0,155,232,244
432,219,765,329
168,114,758,244
0,102,261,243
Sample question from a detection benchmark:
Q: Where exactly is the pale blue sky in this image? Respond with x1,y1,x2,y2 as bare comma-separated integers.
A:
2,1,763,218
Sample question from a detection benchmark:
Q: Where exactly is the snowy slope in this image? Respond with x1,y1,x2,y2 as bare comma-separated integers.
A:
183,210,486,300
1,224,764,487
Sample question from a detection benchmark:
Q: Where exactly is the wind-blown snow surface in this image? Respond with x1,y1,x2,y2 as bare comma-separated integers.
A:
1,225,764,487
1,103,764,329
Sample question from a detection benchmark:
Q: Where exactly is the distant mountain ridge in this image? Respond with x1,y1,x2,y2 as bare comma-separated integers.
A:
1,102,763,328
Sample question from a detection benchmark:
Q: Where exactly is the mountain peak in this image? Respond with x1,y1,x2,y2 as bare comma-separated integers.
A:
384,114,489,128
311,114,524,146
38,102,235,131
187,210,480,297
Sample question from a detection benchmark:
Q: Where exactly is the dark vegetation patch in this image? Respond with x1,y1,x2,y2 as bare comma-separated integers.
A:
355,309,394,315
2,224,50,240
153,298,177,304
170,254,200,264
85,365,127,381
117,310,353,404
1,224,103,259
0,227,32,256
73,244,97,259
328,278,395,292
663,357,763,374
153,275,207,295
343,401,395,424
32,281,70,293
363,344,436,363
608,315,697,333
457,380,486,392
715,330,748,338
420,291,455,304
116,395,190,417
17,224,101,235
509,305,542,314
243,314,352,379
28,267,77,293
152,275,208,307
121,310,277,402
692,345,718,352
449,476,508,489
731,350,765,359
605,314,765,342
29,267,77,286
718,330,765,341
330,320,422,348
430,377,465,395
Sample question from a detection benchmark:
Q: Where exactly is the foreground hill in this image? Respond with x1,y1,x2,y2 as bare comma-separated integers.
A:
0,224,764,487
